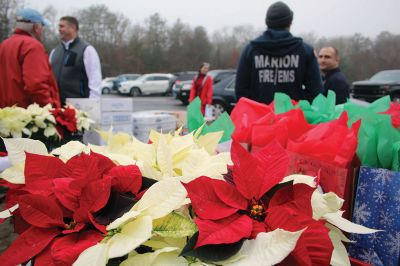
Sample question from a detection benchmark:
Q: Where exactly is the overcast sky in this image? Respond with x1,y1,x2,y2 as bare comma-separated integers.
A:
26,0,400,38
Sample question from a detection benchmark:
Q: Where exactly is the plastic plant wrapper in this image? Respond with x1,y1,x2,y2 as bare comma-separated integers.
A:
360,116,400,170
250,109,312,150
272,91,343,124
381,101,400,128
230,97,274,144
297,90,344,124
287,112,359,168
344,95,391,126
349,99,400,170
187,97,235,143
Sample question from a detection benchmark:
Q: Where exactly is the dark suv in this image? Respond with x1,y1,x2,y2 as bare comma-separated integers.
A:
168,71,197,96
173,69,236,105
351,69,400,102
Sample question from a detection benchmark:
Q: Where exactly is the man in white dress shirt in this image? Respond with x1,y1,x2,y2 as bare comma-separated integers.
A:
49,16,102,103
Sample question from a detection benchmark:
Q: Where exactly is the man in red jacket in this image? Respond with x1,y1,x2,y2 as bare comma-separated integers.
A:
0,8,61,108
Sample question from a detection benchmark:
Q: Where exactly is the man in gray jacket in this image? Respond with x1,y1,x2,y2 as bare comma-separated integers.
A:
50,16,102,103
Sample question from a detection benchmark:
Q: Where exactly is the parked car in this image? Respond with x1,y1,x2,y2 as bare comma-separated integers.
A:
114,74,141,91
168,71,197,96
173,69,236,105
212,74,237,117
101,77,116,94
118,73,174,96
351,69,400,102
208,69,236,84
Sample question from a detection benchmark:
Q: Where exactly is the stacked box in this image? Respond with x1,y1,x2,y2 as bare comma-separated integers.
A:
66,98,134,144
132,111,177,142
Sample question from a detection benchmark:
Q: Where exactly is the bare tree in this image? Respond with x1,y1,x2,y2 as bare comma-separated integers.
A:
0,0,23,41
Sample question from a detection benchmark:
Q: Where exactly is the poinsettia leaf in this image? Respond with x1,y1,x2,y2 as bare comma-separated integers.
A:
11,209,31,234
120,247,187,266
93,190,137,227
23,179,54,196
88,212,107,234
135,179,187,220
53,178,80,211
58,153,102,183
153,212,197,238
0,163,25,184
89,151,116,173
24,152,64,183
180,231,244,262
252,141,289,198
267,206,333,266
231,142,264,200
0,226,59,266
74,177,112,223
212,177,248,210
262,181,293,208
182,176,241,220
156,135,173,177
195,214,253,247
3,138,48,165
34,245,56,266
229,229,304,266
250,219,267,239
108,165,142,195
72,243,109,266
108,215,153,259
51,230,104,266
18,194,65,228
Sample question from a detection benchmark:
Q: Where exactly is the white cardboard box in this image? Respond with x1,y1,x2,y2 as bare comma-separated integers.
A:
66,98,134,125
101,111,133,125
101,98,133,112
66,98,101,124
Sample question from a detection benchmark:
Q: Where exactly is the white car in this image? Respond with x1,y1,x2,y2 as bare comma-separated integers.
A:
118,73,174,96
101,77,116,94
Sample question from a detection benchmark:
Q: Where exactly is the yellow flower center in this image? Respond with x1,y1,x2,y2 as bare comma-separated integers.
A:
248,199,267,221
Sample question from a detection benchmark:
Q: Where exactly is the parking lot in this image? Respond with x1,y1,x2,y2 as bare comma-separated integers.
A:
102,94,187,112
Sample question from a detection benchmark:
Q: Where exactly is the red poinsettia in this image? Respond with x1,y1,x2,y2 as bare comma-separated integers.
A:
51,106,78,136
183,141,333,265
0,151,143,266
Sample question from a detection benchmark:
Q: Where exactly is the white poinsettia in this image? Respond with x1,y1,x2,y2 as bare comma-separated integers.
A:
98,129,232,181
0,138,48,184
26,103,56,128
0,107,32,138
67,104,95,131
73,179,188,266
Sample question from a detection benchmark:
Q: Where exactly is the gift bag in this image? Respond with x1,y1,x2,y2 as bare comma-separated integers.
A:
348,166,400,266
286,151,358,219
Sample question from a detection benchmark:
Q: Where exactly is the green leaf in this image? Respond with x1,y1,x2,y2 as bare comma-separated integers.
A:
153,212,197,238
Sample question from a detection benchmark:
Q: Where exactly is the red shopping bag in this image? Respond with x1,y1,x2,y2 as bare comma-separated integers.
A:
286,151,359,219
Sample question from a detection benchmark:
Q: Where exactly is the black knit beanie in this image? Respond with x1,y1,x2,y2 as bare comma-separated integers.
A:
265,1,293,29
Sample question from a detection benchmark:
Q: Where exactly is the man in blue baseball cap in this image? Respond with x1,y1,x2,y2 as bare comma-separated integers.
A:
0,8,60,108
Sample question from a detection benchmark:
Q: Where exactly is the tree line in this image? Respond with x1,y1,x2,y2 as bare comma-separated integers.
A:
1,1,399,83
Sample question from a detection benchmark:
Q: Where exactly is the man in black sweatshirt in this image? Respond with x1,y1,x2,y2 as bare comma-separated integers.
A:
318,46,350,104
235,1,323,104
